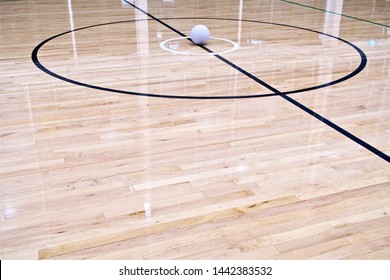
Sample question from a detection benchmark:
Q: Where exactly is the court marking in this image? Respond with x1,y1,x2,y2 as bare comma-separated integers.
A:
281,0,390,28
30,2,389,163
31,18,367,99
123,0,389,163
160,36,239,56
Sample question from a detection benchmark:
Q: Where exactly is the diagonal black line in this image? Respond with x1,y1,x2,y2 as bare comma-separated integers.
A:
123,0,390,163
280,94,390,163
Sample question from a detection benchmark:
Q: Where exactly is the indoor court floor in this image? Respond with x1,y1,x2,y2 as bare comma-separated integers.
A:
0,0,389,259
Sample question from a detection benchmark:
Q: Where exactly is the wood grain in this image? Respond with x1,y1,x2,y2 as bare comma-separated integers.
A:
0,0,389,259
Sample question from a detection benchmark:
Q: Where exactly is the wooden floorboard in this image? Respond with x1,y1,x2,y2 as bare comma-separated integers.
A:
0,0,389,259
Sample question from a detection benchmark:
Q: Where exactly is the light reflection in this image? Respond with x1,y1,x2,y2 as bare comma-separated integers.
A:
1,204,17,220
67,0,78,60
237,0,243,44
135,0,149,55
167,41,180,50
247,39,262,46
144,202,152,219
317,0,344,87
322,0,343,39
133,0,152,215
368,39,378,47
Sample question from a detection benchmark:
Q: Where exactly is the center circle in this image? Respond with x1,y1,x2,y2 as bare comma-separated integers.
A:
31,18,367,99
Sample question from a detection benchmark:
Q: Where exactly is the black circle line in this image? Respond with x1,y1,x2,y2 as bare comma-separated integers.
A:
31,17,367,100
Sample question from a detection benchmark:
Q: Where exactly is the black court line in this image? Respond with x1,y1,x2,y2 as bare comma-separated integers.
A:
31,18,367,99
124,0,390,163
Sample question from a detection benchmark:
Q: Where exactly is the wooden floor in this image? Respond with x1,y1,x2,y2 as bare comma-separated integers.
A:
0,0,389,260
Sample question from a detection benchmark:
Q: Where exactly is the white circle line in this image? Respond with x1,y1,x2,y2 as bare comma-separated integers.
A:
160,36,239,56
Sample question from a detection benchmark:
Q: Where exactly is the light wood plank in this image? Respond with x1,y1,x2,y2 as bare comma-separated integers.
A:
0,0,389,260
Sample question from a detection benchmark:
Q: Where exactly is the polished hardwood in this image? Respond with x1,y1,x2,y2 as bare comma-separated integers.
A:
0,0,389,259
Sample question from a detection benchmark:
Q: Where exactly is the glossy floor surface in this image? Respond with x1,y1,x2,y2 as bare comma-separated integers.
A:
0,0,389,259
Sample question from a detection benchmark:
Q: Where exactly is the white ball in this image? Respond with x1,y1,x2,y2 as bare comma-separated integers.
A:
190,24,210,45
